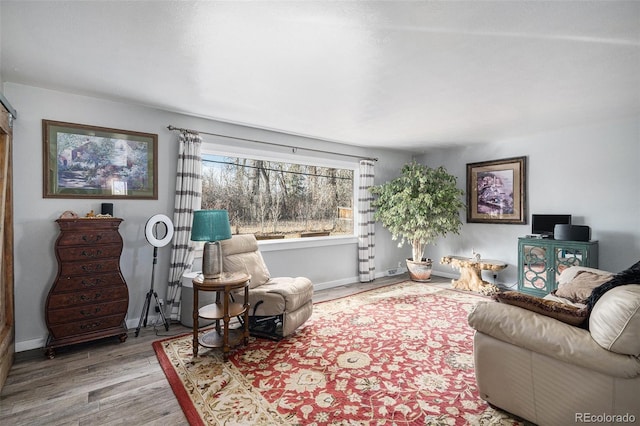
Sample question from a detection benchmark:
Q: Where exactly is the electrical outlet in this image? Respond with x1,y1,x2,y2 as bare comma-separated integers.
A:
155,298,164,313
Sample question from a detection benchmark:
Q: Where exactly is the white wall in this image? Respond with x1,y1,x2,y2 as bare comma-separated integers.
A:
5,82,413,351
417,118,640,288
12,81,637,352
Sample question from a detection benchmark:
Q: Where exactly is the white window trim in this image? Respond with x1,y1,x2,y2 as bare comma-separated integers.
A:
200,136,361,253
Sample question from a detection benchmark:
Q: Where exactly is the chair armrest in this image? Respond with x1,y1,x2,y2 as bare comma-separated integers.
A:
468,301,640,378
262,277,314,312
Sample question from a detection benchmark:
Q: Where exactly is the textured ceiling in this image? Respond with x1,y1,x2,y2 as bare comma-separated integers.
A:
2,1,639,150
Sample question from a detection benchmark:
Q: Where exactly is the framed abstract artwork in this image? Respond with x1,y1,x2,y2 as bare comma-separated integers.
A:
466,156,526,224
43,120,158,199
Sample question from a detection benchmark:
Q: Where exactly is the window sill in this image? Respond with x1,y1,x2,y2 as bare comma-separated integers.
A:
258,235,358,252
192,235,358,258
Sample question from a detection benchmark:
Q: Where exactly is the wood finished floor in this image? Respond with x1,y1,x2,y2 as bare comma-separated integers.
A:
0,274,450,425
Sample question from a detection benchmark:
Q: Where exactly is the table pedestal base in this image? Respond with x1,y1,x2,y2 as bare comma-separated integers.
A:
441,256,505,296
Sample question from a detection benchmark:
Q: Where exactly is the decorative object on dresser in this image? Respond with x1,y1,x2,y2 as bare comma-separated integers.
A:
101,202,114,216
518,237,598,297
45,218,129,358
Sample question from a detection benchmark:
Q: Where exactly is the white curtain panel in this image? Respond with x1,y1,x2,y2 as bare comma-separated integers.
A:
166,131,203,321
358,160,376,282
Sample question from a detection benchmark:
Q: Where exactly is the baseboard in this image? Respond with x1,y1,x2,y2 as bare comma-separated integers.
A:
15,337,47,353
313,275,361,291
312,270,391,292
434,270,457,280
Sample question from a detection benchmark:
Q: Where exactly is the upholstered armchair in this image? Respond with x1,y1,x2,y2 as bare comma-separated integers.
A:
220,234,314,339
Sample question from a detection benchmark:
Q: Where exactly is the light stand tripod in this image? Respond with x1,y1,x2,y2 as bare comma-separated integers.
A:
135,245,169,336
135,214,174,337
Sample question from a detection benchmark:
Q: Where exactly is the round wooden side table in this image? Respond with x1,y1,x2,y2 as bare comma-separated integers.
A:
192,272,250,361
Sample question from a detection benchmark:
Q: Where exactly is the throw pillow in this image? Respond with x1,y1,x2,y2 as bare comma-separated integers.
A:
493,291,588,326
553,270,613,303
586,259,640,311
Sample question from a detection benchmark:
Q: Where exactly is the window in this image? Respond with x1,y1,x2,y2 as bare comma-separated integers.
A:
201,152,355,240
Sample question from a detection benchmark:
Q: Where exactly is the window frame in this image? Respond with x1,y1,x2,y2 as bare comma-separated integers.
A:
199,137,360,252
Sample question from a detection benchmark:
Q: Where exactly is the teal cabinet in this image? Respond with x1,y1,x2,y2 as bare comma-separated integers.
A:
517,238,599,297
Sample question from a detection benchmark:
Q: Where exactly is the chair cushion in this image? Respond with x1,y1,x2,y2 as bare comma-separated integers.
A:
221,235,270,288
221,234,260,256
244,287,286,315
589,285,640,356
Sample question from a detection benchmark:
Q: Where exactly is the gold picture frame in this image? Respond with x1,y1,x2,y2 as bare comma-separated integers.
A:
43,120,158,199
466,156,526,224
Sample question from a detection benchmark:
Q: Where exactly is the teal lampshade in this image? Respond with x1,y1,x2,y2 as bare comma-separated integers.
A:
190,210,232,242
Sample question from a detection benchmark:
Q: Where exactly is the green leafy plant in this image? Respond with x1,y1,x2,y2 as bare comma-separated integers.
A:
370,162,465,263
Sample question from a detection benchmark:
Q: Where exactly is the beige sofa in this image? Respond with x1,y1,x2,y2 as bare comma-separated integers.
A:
468,266,640,425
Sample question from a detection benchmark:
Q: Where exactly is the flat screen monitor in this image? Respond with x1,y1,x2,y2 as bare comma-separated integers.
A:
531,214,571,238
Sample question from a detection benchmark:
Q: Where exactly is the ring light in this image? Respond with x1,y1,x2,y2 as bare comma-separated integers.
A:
136,214,174,335
145,214,174,248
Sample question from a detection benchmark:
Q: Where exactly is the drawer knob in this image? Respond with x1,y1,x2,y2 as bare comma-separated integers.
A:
82,264,103,272
79,292,102,301
80,321,102,330
81,278,104,287
82,235,103,243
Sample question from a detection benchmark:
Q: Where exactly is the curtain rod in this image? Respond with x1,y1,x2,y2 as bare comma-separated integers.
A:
167,125,378,162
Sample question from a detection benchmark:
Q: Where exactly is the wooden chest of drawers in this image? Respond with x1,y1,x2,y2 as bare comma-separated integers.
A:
45,218,129,358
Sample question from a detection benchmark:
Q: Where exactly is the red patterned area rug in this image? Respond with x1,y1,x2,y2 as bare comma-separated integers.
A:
153,281,523,425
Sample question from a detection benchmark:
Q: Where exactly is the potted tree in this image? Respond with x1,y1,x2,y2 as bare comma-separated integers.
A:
370,162,464,281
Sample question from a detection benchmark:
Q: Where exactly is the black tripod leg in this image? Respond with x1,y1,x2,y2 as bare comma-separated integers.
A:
143,290,152,327
135,290,152,337
153,292,170,331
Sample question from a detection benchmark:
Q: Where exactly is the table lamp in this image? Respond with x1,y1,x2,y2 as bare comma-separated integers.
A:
191,210,232,279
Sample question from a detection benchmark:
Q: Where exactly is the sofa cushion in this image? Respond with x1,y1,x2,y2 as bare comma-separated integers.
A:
553,270,614,303
557,266,613,287
589,285,640,356
494,291,587,326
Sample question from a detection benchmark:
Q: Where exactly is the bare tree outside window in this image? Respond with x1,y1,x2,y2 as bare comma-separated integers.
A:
202,155,354,239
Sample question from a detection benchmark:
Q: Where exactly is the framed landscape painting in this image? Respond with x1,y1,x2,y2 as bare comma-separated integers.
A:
43,120,158,199
466,156,526,224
